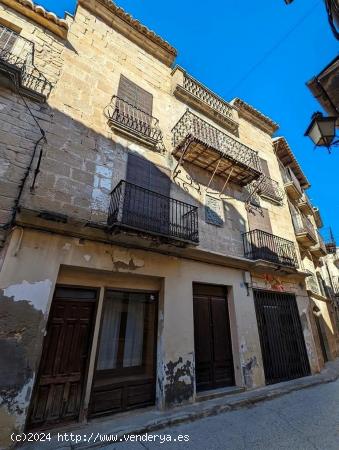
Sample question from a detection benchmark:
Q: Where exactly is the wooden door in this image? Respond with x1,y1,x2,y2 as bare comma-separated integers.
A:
254,290,310,384
193,284,234,392
28,287,97,428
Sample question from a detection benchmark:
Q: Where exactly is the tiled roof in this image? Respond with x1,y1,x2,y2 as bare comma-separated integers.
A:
273,136,310,189
79,0,177,66
99,0,177,58
232,98,279,135
2,0,69,30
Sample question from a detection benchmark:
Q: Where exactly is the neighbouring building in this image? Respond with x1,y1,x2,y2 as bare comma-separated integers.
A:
307,56,339,119
0,0,337,447
318,241,339,349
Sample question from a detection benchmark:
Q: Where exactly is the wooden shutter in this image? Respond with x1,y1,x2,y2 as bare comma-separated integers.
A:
118,75,153,115
259,158,271,177
126,153,170,195
247,207,273,234
0,28,18,53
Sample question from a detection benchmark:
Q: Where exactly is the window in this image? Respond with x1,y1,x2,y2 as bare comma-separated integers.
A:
96,290,157,371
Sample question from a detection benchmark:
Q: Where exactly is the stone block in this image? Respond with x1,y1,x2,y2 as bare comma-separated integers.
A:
71,168,95,185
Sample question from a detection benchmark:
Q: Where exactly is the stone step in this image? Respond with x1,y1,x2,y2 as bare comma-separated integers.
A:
196,385,245,402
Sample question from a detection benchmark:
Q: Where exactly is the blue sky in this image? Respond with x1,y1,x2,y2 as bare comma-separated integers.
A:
39,0,338,238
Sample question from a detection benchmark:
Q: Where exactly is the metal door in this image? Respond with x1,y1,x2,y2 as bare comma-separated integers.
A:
254,290,310,384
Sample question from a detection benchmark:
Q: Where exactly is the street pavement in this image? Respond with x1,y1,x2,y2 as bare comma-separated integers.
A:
101,378,339,450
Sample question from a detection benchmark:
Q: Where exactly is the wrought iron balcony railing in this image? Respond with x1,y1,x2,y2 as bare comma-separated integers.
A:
172,68,239,133
291,213,317,243
0,24,52,99
172,110,261,186
183,73,234,119
310,230,327,256
105,96,163,148
108,180,199,244
281,166,303,199
243,229,298,268
256,175,284,203
298,192,313,214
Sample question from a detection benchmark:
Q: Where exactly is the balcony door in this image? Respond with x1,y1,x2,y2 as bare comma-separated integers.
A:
246,207,279,261
117,75,153,135
125,153,171,236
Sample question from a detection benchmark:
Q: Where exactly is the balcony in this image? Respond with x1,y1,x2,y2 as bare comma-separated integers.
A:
256,175,284,204
291,213,317,247
310,231,327,258
0,24,52,100
172,67,239,134
105,96,163,149
243,229,298,269
298,193,313,215
107,180,199,244
281,167,303,200
313,207,323,228
172,110,261,186
321,228,337,254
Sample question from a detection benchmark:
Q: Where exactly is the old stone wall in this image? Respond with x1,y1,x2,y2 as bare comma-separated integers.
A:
0,3,66,246
0,2,301,263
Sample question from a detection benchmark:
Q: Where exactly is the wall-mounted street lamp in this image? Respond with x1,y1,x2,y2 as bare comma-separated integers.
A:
304,112,338,153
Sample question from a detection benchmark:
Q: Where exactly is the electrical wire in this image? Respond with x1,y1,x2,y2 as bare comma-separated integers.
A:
0,92,47,230
225,1,321,97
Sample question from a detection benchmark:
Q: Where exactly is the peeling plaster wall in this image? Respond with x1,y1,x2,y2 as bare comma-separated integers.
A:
0,229,60,448
0,228,268,436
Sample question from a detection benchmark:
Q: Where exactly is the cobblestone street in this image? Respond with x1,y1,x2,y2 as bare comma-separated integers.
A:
105,379,339,450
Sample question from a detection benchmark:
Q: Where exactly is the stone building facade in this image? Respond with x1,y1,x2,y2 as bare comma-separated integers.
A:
0,0,337,447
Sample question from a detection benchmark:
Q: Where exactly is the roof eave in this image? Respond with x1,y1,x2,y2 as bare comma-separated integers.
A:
0,0,69,38
273,137,310,189
231,98,279,136
78,0,177,67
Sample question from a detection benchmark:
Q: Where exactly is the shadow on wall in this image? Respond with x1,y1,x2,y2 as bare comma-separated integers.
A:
0,90,251,438
0,91,249,253
313,304,337,364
